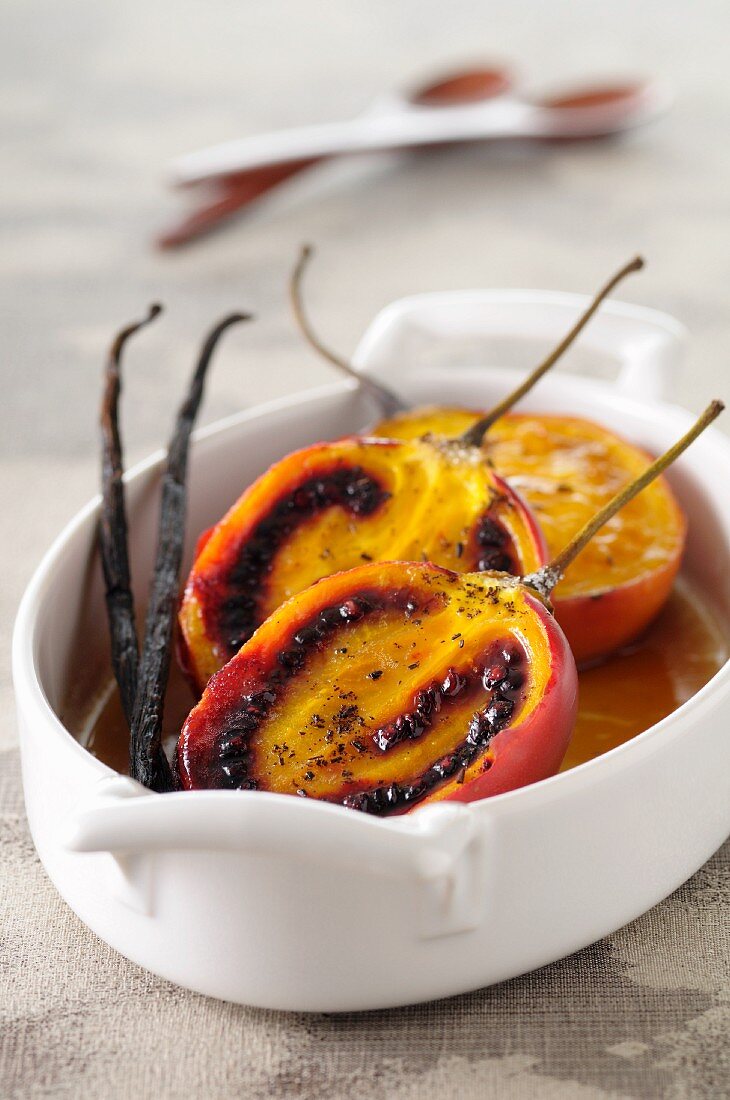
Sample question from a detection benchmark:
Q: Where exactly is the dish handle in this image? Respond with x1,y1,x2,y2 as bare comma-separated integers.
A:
614,322,687,403
61,776,490,938
354,290,689,406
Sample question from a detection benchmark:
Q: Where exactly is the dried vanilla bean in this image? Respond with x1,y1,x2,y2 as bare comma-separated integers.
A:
130,313,251,790
99,304,162,725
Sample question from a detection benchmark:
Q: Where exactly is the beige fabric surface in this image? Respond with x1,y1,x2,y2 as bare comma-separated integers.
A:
2,1,730,1096
1,748,728,1099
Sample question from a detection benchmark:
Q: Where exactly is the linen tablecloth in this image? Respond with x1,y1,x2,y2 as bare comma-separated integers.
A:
2,1,728,1095
1,751,727,1097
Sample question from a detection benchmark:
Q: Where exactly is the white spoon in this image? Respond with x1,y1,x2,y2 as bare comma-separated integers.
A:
170,70,671,188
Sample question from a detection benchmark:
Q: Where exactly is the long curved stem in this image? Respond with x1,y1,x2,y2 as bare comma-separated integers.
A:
459,256,645,448
100,303,163,727
523,400,725,600
289,244,407,418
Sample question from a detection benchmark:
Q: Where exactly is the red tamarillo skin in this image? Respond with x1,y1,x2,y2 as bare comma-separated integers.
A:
178,437,547,692
177,562,578,812
374,409,686,665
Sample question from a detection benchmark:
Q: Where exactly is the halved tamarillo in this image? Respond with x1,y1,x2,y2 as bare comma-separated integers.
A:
178,254,643,692
178,438,546,693
178,561,576,807
374,408,686,665
291,246,682,664
177,402,722,811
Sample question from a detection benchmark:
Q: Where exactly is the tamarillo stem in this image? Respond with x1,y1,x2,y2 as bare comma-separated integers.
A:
289,244,407,417
130,312,252,792
523,400,725,600
459,256,645,447
100,303,163,727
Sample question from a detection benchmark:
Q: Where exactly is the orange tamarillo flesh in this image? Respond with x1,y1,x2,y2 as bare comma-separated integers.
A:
178,436,547,692
373,407,685,665
177,561,577,812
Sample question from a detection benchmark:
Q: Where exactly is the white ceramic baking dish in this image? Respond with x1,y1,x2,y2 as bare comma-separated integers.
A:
13,289,730,1012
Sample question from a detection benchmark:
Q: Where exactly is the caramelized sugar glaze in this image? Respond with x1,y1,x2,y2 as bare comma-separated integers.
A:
77,576,728,780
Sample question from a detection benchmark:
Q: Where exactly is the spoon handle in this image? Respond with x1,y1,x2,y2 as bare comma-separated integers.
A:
169,105,524,187
157,158,323,249
159,106,520,247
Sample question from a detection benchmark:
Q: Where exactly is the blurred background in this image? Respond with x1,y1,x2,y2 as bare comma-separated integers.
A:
2,0,729,733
